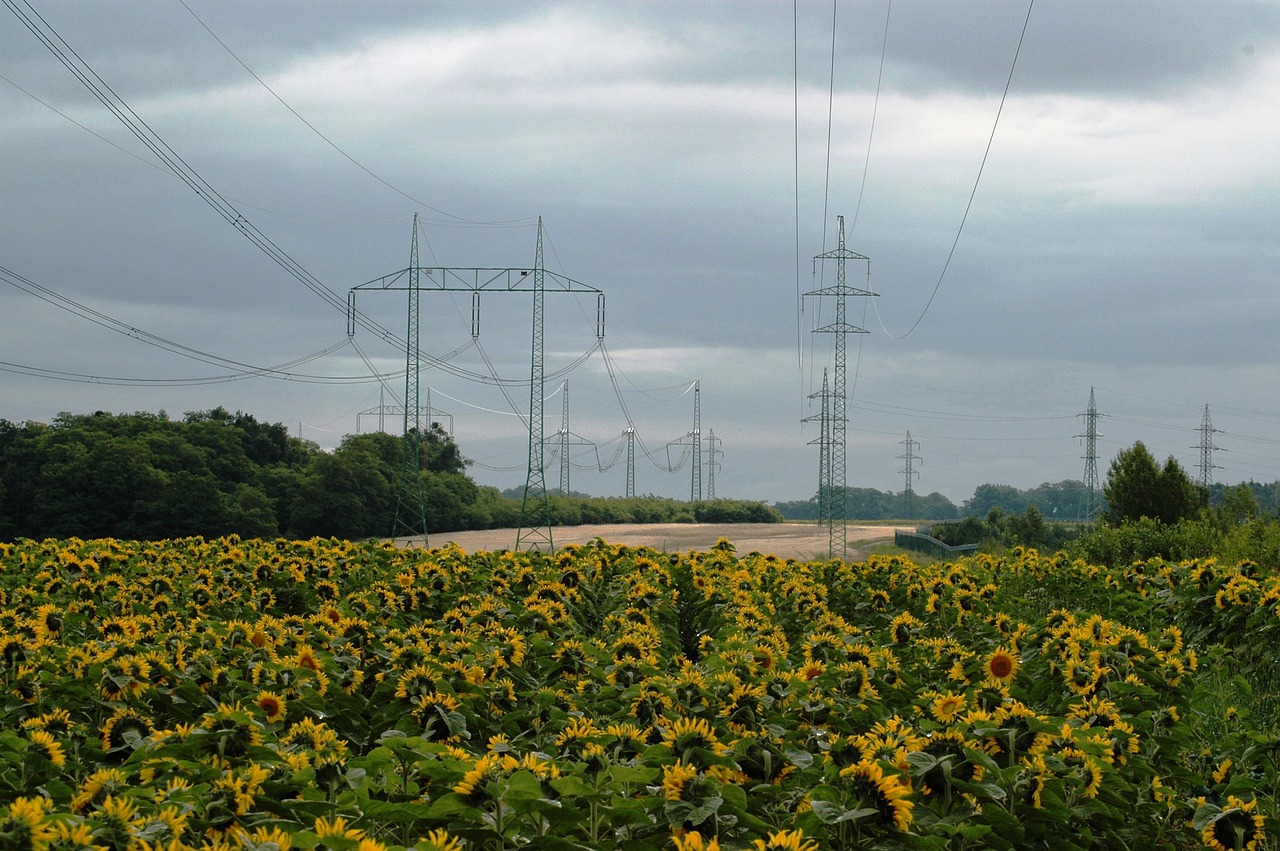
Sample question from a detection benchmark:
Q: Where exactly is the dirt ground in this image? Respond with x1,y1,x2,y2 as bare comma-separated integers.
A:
395,522,907,562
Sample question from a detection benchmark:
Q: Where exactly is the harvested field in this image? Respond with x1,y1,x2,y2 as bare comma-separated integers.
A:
397,522,906,561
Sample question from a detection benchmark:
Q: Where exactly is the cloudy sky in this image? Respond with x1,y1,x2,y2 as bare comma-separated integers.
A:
3,1,1279,506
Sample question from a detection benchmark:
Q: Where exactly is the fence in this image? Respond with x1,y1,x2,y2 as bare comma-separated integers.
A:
894,529,980,559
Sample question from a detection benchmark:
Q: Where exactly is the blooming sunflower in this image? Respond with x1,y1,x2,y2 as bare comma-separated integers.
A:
255,691,287,723
749,828,820,850
235,826,295,851
314,816,366,843
984,647,1020,684
662,716,727,768
838,760,914,831
1202,796,1266,851
927,691,967,725
452,753,501,803
90,796,140,851
49,819,99,851
0,797,55,851
418,829,465,851
26,729,66,768
100,707,153,754
662,762,702,801
673,831,722,851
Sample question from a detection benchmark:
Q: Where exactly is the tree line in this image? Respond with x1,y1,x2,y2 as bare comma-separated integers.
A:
770,478,1100,521
922,440,1280,566
0,408,780,542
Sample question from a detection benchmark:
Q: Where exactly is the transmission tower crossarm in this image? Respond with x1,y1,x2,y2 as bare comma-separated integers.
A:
353,266,601,294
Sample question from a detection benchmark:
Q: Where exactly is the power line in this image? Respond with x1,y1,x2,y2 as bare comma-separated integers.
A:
848,0,891,238
2,0,410,352
176,0,533,230
872,0,1036,340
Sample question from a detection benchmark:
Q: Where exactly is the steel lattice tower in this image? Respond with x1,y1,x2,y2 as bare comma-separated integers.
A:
517,218,554,550
705,429,721,500
351,216,602,551
558,380,571,495
392,214,429,544
804,368,833,549
898,431,920,517
1077,387,1102,519
690,380,702,502
1194,404,1222,491
806,216,874,556
624,427,636,499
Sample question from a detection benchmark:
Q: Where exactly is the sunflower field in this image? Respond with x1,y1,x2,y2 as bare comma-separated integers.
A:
0,536,1274,850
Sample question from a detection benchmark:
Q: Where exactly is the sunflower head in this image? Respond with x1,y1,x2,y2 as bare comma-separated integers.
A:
838,759,915,831
255,691,288,724
1202,796,1266,851
0,797,55,851
749,828,820,850
985,647,1020,683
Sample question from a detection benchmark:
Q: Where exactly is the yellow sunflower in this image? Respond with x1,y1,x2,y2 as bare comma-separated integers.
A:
662,762,701,801
314,816,366,843
749,828,820,850
418,829,465,851
0,797,55,851
26,729,66,767
928,691,967,725
984,647,1020,683
838,760,914,831
1202,796,1266,851
673,830,722,851
255,691,288,723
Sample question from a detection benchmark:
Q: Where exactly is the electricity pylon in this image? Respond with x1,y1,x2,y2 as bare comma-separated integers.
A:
690,380,701,502
349,215,604,550
516,219,555,550
898,431,920,517
624,427,636,498
394,215,428,544
805,216,876,557
1194,404,1222,491
551,380,597,496
1076,387,1102,519
558,380,572,495
705,429,722,500
804,368,834,554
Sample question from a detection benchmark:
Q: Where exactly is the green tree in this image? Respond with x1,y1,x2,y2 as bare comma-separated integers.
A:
965,484,1028,517
1103,441,1201,525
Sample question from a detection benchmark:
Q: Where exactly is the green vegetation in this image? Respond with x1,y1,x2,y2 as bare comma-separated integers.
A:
922,441,1280,566
0,409,780,542
929,506,1085,552
772,479,1100,522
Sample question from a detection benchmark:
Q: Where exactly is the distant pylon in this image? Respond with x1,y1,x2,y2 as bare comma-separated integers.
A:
1077,387,1103,519
1194,404,1223,491
898,431,921,517
690,380,702,502
705,429,722,500
804,368,834,554
624,427,636,498
559,380,571,495
805,216,875,557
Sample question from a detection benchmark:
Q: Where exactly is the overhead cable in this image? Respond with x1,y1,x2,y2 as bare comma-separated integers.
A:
176,0,533,229
873,0,1036,340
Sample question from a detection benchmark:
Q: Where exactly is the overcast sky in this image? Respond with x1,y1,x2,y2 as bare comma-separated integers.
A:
3,2,1279,506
